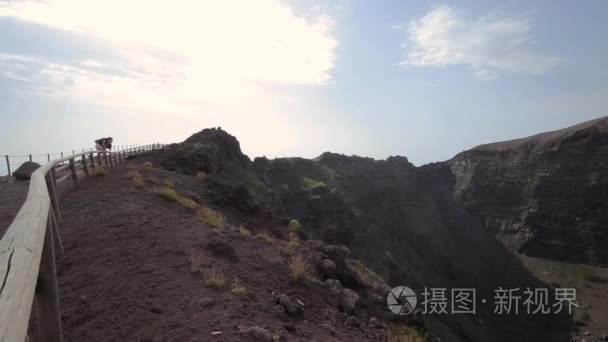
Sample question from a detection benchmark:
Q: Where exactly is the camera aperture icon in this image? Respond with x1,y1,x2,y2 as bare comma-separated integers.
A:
387,286,417,315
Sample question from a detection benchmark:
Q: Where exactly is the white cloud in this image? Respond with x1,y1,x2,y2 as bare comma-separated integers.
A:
401,5,561,79
0,0,338,156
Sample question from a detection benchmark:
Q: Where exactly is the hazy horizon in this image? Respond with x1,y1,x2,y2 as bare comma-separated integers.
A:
2,0,608,171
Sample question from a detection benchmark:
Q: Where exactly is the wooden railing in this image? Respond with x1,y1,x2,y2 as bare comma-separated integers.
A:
0,143,164,342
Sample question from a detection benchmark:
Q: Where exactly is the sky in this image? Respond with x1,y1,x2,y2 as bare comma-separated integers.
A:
1,0,607,171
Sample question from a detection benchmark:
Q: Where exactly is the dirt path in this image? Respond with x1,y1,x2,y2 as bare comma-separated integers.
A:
53,162,384,341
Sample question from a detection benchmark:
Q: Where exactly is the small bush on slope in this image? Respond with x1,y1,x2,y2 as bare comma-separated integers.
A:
238,225,251,236
204,269,225,289
255,231,274,244
127,170,145,189
301,177,327,190
198,206,226,228
288,219,301,232
231,278,247,295
177,196,198,210
289,255,315,285
158,187,178,201
280,233,299,257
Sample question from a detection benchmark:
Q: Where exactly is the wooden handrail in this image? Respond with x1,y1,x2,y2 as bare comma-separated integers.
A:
0,143,165,342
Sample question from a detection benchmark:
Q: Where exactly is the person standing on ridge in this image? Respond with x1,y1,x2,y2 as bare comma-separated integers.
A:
95,137,113,151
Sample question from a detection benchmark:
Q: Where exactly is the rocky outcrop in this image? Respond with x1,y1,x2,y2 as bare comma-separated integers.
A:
446,116,608,265
156,127,251,175
12,161,40,181
144,121,605,341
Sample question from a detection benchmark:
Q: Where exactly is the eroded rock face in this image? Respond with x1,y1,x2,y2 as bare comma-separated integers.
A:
446,116,608,265
260,151,571,342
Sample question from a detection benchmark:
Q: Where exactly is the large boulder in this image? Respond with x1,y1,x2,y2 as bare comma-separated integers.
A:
275,293,303,317
12,161,41,181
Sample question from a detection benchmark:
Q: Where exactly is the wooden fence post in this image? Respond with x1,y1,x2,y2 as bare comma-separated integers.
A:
89,153,95,170
60,152,64,158
35,211,64,342
50,208,63,257
81,155,90,177
47,154,51,162
5,155,10,175
103,152,109,168
46,171,62,222
68,158,78,189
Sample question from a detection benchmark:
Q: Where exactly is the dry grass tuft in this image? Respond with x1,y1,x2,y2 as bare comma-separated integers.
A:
132,177,145,189
238,225,251,236
198,206,226,228
289,255,315,285
231,278,247,295
255,231,274,244
204,269,225,289
158,187,178,201
177,196,199,210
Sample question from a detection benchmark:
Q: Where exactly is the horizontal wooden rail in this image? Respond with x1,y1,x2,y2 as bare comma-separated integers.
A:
0,143,165,342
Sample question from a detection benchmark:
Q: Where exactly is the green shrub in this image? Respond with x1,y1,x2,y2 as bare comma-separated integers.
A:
158,187,178,201
289,255,315,285
198,206,226,228
204,270,225,289
238,225,251,236
177,196,198,210
255,231,274,244
231,278,247,295
301,177,327,190
281,237,299,257
288,219,301,232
